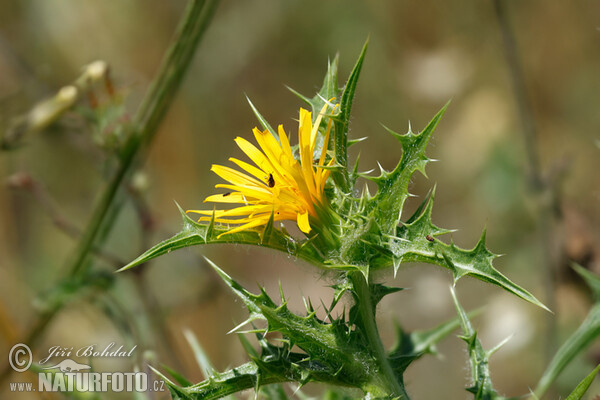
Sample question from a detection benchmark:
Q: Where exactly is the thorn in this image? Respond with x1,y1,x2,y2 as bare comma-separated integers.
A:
278,281,285,303
487,334,513,357
363,182,371,198
227,318,258,335
383,233,409,242
302,296,310,313
316,93,336,109
292,384,303,396
320,299,332,323
183,329,214,379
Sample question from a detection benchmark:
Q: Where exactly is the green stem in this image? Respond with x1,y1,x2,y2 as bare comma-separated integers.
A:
70,0,219,277
493,0,559,373
349,272,409,399
0,0,219,385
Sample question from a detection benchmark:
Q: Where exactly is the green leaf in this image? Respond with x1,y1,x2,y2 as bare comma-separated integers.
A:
287,54,340,167
565,364,600,400
450,288,501,400
260,383,290,400
534,267,600,398
247,96,277,138
331,39,368,192
203,258,419,398
534,303,600,397
321,390,356,400
118,204,324,272
151,362,286,400
161,364,192,387
369,189,547,310
572,263,600,300
311,54,341,115
388,312,466,376
204,257,373,391
183,329,214,379
369,101,448,236
287,53,340,115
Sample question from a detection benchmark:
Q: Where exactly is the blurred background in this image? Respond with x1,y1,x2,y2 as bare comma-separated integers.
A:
1,1,599,398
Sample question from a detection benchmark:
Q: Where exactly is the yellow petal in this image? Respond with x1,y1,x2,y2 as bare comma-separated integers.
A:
297,211,311,234
214,184,271,200
298,109,315,191
213,204,273,218
229,157,267,182
211,164,263,187
277,124,294,160
217,215,272,238
253,128,293,184
235,136,275,174
191,106,334,239
204,192,249,203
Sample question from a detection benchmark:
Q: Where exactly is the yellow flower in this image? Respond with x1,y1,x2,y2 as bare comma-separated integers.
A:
187,104,334,237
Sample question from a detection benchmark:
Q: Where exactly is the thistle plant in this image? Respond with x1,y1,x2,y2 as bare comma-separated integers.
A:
4,1,600,398
119,43,598,399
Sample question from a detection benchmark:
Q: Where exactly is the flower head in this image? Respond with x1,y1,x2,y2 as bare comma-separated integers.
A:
188,104,334,237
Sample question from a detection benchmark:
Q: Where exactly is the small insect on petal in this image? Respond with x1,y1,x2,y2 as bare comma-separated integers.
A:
194,106,333,238
426,235,434,242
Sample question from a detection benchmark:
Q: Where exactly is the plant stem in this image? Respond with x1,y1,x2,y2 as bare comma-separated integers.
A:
492,0,541,189
492,0,560,369
349,272,409,399
0,0,219,384
70,0,219,277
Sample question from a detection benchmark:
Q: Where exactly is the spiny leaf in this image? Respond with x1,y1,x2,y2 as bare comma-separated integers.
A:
204,257,377,392
370,283,404,308
247,96,277,138
369,101,449,236
450,287,500,400
149,365,190,400
153,362,294,400
565,364,600,400
311,54,341,115
363,190,547,310
390,187,452,274
388,312,464,376
319,55,340,102
118,205,324,272
261,210,276,245
288,54,341,116
287,85,311,106
331,39,368,192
